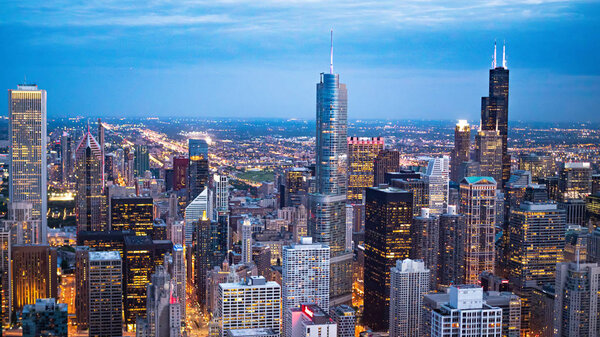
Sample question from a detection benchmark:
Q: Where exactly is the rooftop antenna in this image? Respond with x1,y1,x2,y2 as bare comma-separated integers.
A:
502,40,507,69
330,29,334,74
492,40,497,69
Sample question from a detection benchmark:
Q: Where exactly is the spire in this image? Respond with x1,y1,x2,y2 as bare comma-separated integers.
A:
492,40,497,69
502,40,507,69
330,29,334,74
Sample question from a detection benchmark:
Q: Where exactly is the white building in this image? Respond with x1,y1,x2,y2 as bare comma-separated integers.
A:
330,305,356,337
137,264,182,337
426,156,449,215
216,276,281,337
185,187,210,246
86,251,123,337
169,246,186,327
430,285,502,337
389,259,430,337
214,174,229,214
242,218,253,264
282,237,330,336
288,304,337,337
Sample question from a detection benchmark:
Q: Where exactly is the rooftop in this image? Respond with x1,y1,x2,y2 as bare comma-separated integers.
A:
89,251,121,261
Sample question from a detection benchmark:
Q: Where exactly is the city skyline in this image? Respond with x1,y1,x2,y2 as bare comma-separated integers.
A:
2,1,600,121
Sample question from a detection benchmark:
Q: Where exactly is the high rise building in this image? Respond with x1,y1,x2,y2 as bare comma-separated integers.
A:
389,259,430,337
411,209,439,288
61,131,73,184
134,144,150,177
11,245,57,313
363,186,413,330
330,305,355,337
481,43,510,186
559,162,592,201
287,304,337,337
0,224,10,325
173,156,189,191
438,205,466,287
451,120,471,183
373,150,401,187
194,212,226,308
216,276,281,337
76,230,135,258
508,201,565,333
2,202,44,244
429,286,503,337
309,35,352,305
282,237,330,336
189,139,209,200
475,130,503,184
214,174,229,214
75,129,106,232
347,137,384,203
21,298,68,337
170,245,186,325
553,261,600,337
110,196,154,236
76,250,123,336
8,84,47,234
391,175,429,218
241,218,252,264
137,264,182,337
426,156,449,215
518,154,555,182
185,187,210,246
459,177,497,284
281,168,311,208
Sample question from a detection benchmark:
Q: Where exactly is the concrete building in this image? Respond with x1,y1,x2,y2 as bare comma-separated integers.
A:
21,298,67,337
389,259,430,337
287,304,337,337
330,305,356,337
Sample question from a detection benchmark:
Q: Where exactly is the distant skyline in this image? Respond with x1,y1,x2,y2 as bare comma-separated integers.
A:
2,0,599,121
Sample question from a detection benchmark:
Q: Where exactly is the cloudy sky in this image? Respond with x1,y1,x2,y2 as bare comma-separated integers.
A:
2,0,599,121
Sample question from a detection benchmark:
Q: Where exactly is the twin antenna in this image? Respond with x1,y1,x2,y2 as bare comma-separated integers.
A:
492,40,507,69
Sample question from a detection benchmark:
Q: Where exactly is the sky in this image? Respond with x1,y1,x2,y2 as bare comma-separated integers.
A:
1,0,599,122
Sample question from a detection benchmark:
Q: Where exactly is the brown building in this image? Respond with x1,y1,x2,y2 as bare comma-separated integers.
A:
11,244,58,312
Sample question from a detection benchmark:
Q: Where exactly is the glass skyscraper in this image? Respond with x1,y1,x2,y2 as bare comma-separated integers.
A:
8,84,47,238
189,139,209,201
309,45,353,305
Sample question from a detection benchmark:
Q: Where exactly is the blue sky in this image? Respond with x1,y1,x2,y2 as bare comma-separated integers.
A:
2,0,599,121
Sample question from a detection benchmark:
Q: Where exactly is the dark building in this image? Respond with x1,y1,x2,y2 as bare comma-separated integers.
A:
347,137,384,204
194,214,227,308
481,44,510,186
61,132,73,184
539,176,560,201
438,206,466,287
518,154,555,182
133,144,149,177
77,230,135,258
104,153,115,182
21,298,68,337
373,150,400,187
11,245,58,312
164,168,174,191
173,156,189,191
189,139,209,201
110,196,154,237
450,120,471,183
391,177,429,218
559,162,592,201
363,186,413,330
592,174,600,195
75,130,106,233
252,244,272,279
280,167,311,208
384,170,421,185
411,209,439,288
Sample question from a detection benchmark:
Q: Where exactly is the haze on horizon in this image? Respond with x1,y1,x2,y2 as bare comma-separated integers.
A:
2,0,599,122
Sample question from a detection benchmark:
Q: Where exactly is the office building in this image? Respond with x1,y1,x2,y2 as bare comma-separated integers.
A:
75,129,106,232
173,156,189,191
242,218,252,264
347,137,384,203
194,213,226,308
76,250,123,336
330,305,355,337
518,154,555,182
185,187,210,246
390,176,429,218
363,186,413,330
438,205,466,287
530,285,555,337
481,44,510,186
21,298,67,337
76,229,134,258
11,245,57,312
282,237,330,335
8,84,47,233
189,139,209,200
216,276,281,337
214,173,229,214
559,162,592,201
459,177,496,284
2,202,44,244
281,168,311,208
310,41,352,305
61,131,73,184
134,144,150,177
111,196,154,237
389,259,430,337
430,286,503,337
475,130,503,185
137,264,182,337
373,150,400,187
451,120,471,183
0,225,10,325
553,261,600,337
411,209,439,288
287,304,337,337
426,156,449,215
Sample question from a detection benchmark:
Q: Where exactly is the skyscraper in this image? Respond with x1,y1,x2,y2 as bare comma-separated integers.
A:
309,33,352,305
391,175,429,218
411,209,439,288
0,224,11,325
287,304,337,337
459,177,497,284
173,156,189,191
75,129,106,232
134,144,150,177
426,156,449,215
475,129,503,184
559,162,592,201
481,42,510,186
11,245,57,313
8,84,47,234
137,264,182,337
373,150,401,187
216,276,281,337
110,196,154,236
450,120,471,183
185,187,210,246
21,299,68,337
389,259,430,337
330,305,356,337
189,139,209,200
553,261,600,336
282,237,330,336
61,131,73,184
3,202,44,244
438,206,466,287
281,168,311,208
363,186,413,330
241,218,252,264
347,137,384,203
